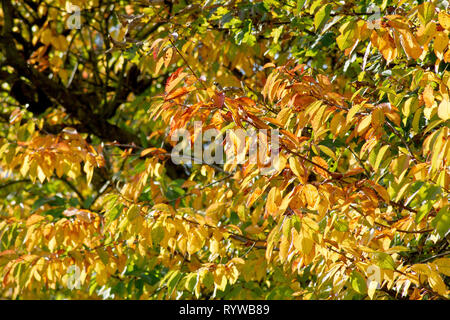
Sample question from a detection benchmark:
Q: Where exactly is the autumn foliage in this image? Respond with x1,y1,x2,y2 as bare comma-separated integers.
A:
0,0,449,300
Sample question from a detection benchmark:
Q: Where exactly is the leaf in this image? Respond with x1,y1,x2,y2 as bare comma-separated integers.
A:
438,11,450,30
318,144,337,160
279,234,290,263
434,258,450,276
356,114,372,134
350,271,367,295
302,184,319,208
83,161,94,185
293,230,314,255
167,270,183,295
371,30,397,63
417,2,436,25
428,272,447,295
336,20,357,50
374,145,389,171
371,107,385,128
398,30,423,60
26,214,45,227
437,97,450,120
373,252,396,270
155,56,164,74
314,4,332,31
96,247,109,265
312,156,329,178
164,47,173,68
151,224,165,245
165,68,187,94
266,186,281,218
165,86,194,100
432,205,450,237
434,32,449,59
423,84,434,108
127,204,140,221
371,183,390,203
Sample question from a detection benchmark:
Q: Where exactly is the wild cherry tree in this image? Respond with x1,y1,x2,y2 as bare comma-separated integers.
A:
0,0,449,300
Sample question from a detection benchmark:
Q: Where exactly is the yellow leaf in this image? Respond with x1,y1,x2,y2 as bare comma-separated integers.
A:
187,231,203,255
346,103,363,123
411,263,432,275
279,235,290,263
48,236,57,251
371,108,385,128
127,204,140,221
20,155,31,177
37,165,46,184
371,30,397,63
205,203,225,225
434,258,450,276
266,186,281,218
356,114,372,134
83,161,94,185
438,97,450,120
302,184,319,208
294,230,314,255
318,145,337,160
330,111,345,136
438,11,450,30
165,72,188,95
374,145,389,171
398,30,423,60
434,31,449,60
164,47,173,68
428,271,447,295
213,267,227,291
155,57,164,74
289,157,304,179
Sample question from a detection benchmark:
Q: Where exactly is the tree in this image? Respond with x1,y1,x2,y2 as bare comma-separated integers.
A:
0,0,449,300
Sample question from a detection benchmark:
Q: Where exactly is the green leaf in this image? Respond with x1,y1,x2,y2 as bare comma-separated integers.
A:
235,20,256,46
373,252,396,270
96,247,109,265
374,145,389,172
202,271,215,289
184,273,198,292
314,4,332,31
350,271,367,294
151,224,165,245
270,26,283,44
127,204,140,221
295,0,307,14
416,201,433,223
432,205,450,237
334,219,349,232
336,20,357,50
167,270,183,295
418,2,435,25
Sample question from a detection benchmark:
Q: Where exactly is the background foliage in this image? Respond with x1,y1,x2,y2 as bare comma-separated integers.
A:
0,0,449,300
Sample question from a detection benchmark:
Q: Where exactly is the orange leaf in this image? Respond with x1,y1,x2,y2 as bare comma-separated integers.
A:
165,86,194,101
26,214,46,227
423,84,435,108
312,156,329,178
